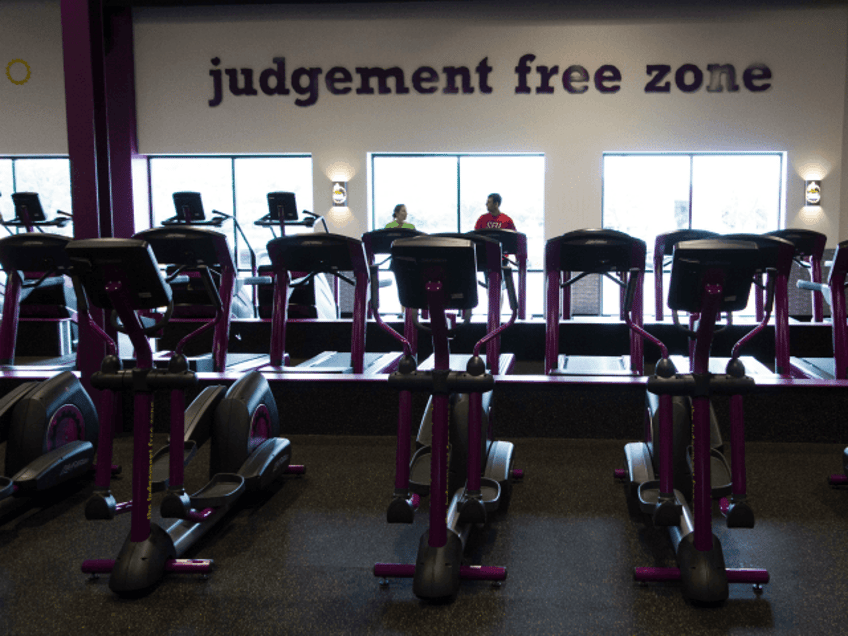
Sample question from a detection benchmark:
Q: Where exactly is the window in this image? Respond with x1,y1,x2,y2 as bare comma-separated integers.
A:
147,155,314,271
602,152,785,315
0,157,72,236
371,153,546,315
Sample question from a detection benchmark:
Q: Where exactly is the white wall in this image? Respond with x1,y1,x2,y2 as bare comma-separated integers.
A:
2,2,847,246
0,1,67,154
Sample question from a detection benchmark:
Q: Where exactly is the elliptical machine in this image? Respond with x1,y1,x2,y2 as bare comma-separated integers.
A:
0,233,101,521
68,237,300,596
619,238,769,603
372,235,522,601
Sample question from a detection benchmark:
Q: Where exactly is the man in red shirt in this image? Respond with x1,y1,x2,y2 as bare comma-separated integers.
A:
474,193,517,230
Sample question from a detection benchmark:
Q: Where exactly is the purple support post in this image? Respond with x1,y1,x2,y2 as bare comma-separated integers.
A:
544,268,560,375
692,395,713,552
812,256,824,322
351,269,368,374
426,282,450,549
394,390,412,492
729,394,747,499
403,307,418,356
653,235,666,321
691,283,721,552
0,272,22,364
831,270,847,379
169,389,186,490
130,392,153,543
630,270,645,375
486,266,502,372
774,271,791,376
269,267,289,367
213,266,235,372
467,392,482,494
516,234,527,320
658,394,674,497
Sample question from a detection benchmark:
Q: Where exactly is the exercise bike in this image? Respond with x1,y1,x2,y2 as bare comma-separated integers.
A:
372,235,522,601
67,237,301,596
619,238,769,603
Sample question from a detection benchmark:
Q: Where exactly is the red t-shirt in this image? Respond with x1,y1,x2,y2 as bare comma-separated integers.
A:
474,212,516,231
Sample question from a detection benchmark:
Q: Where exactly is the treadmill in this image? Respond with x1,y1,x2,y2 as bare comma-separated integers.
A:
766,228,827,323
789,239,848,380
263,233,402,374
545,228,646,376
468,228,528,320
251,191,335,320
132,226,266,372
0,232,77,370
164,191,255,319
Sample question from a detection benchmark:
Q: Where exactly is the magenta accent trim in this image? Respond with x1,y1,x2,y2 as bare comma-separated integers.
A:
184,508,215,523
81,559,115,574
169,389,186,489
692,285,721,375
485,266,501,370
285,465,306,474
403,307,418,356
430,393,450,549
719,497,730,516
373,563,415,578
624,299,668,360
467,392,482,493
774,272,791,375
165,559,214,573
812,256,824,322
115,501,132,515
653,235,667,321
692,395,712,552
830,252,848,379
613,468,627,480
474,297,517,359
411,493,420,508
658,394,674,496
269,265,289,366
729,395,747,497
351,269,368,374
511,468,524,480
515,233,528,320
460,565,508,581
629,271,645,375
394,390,412,492
829,474,848,485
372,302,413,358
0,272,22,364
727,569,770,584
544,268,559,374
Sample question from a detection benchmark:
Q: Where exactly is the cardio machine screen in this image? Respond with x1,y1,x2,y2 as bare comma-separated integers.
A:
172,192,207,223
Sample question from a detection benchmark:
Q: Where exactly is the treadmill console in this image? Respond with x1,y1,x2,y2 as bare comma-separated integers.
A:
667,239,759,314
552,229,647,274
391,236,478,310
66,238,172,311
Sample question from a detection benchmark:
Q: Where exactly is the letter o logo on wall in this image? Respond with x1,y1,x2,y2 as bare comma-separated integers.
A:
6,59,32,85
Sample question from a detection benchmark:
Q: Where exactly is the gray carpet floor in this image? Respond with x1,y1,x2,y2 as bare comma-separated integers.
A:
0,434,846,636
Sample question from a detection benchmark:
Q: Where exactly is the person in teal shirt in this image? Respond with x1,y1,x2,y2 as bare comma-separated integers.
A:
385,204,415,229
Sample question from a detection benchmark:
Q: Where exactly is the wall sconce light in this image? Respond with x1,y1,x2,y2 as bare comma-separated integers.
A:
805,180,821,206
332,182,348,206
